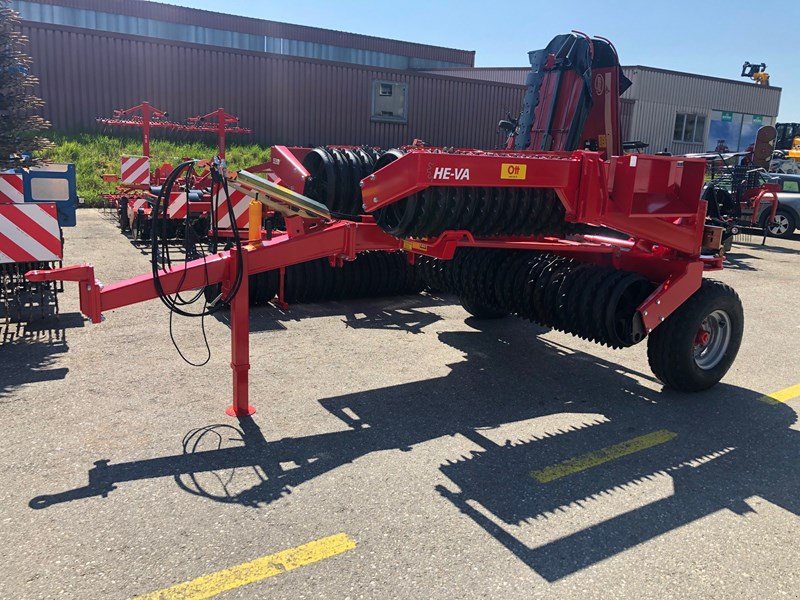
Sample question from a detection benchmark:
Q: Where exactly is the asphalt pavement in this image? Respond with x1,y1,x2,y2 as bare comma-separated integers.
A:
1,210,798,599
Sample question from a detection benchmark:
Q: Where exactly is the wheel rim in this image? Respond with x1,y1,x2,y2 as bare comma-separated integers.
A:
693,309,732,370
768,214,789,235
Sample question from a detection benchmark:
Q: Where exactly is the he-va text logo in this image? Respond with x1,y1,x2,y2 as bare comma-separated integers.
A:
431,166,470,181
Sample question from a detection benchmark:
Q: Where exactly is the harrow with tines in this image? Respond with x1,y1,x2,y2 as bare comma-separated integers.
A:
1,261,61,328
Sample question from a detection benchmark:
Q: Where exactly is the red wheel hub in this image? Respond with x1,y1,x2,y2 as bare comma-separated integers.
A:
695,329,711,346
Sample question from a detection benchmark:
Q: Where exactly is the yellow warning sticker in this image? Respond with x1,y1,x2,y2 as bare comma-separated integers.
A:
403,240,427,252
500,163,527,180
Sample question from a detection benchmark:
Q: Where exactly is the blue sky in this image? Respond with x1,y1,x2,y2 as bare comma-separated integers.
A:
170,0,800,121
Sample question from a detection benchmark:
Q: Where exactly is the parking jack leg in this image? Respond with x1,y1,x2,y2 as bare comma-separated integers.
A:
226,253,255,417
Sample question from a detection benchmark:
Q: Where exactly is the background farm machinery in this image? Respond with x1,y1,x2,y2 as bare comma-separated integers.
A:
687,124,784,250
0,163,78,327
97,102,252,243
28,32,745,418
703,166,780,250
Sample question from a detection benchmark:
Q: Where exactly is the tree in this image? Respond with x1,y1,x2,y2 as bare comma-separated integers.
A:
0,0,50,170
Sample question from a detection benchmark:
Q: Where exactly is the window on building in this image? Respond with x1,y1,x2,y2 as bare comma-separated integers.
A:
707,111,773,152
372,81,407,123
782,179,800,193
673,113,706,143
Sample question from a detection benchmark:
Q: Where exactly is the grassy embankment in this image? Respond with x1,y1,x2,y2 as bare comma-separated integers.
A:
42,133,271,206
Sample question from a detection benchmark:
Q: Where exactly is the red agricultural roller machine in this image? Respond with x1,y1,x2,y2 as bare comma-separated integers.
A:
28,32,744,418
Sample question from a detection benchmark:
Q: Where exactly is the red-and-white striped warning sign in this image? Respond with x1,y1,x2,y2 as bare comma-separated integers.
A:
128,198,150,212
0,173,24,204
167,191,188,219
213,186,249,229
126,197,151,223
120,155,151,185
0,202,62,264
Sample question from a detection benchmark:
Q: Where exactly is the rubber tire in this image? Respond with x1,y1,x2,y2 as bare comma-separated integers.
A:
460,295,508,320
203,283,223,306
763,208,796,239
130,213,140,241
722,236,733,253
647,279,743,392
119,198,130,231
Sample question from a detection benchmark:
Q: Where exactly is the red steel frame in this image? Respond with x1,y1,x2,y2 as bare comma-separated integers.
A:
185,108,252,159
97,102,181,158
28,147,720,418
742,183,780,226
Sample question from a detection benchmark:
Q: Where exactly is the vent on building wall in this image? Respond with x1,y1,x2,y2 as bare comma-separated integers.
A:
372,81,407,123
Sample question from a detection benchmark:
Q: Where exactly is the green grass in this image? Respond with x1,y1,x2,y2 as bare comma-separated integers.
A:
41,133,271,206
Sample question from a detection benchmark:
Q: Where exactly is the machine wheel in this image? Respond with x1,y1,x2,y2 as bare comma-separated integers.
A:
203,283,223,306
722,236,733,253
131,212,147,242
647,280,743,392
763,209,796,238
130,212,140,241
118,198,130,231
132,211,153,243
460,295,508,319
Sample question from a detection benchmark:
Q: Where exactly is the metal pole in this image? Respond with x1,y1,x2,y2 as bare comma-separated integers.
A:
142,102,152,158
217,108,226,159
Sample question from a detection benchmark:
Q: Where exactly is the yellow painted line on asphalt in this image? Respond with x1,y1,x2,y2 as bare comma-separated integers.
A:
758,383,800,405
136,533,357,600
530,429,678,483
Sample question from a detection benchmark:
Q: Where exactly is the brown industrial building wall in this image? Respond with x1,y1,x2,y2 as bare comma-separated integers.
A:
21,22,521,149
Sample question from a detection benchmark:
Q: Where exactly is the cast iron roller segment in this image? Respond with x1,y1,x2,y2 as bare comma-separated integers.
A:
414,255,455,294
373,185,567,239
369,148,568,238
245,251,424,306
282,251,424,303
417,249,654,348
302,146,385,216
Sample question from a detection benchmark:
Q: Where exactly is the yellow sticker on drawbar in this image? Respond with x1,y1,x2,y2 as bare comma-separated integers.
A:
501,163,526,180
403,240,427,252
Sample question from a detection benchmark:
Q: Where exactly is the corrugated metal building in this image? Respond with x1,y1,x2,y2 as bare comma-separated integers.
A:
427,66,782,154
12,0,521,149
623,66,781,154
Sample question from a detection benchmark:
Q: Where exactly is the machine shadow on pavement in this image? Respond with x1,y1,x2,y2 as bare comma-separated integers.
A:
736,238,800,255
0,312,83,400
214,292,450,334
26,318,799,583
721,251,761,271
